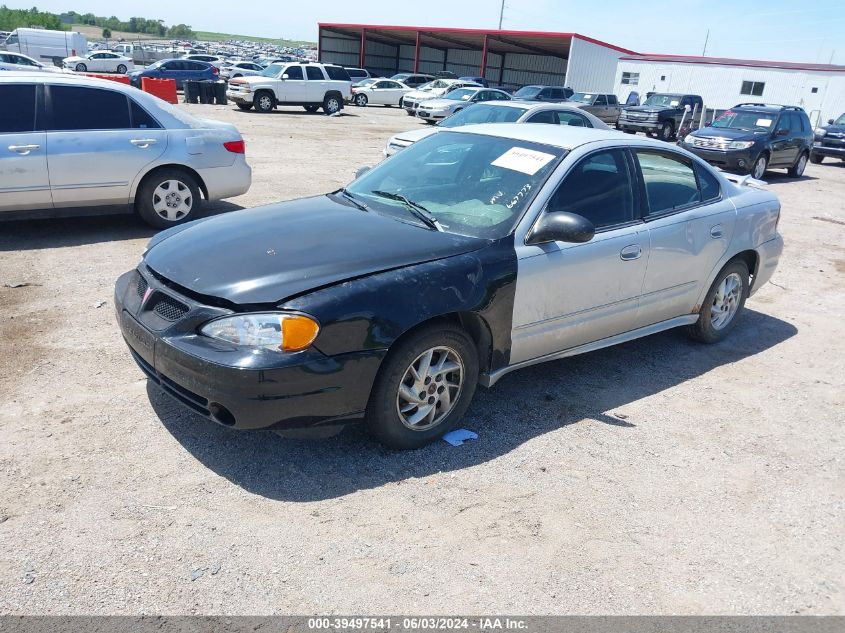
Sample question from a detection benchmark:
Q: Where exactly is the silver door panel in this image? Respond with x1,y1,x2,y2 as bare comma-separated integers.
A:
511,226,649,364
0,132,52,212
637,202,735,324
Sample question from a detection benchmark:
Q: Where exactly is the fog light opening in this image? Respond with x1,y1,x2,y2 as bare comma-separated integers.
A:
209,402,236,427
737,159,746,167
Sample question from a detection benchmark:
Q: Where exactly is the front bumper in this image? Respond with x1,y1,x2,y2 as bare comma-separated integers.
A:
682,145,756,173
226,90,253,104
617,119,660,131
115,267,385,430
812,141,845,158
416,108,450,120
750,234,784,296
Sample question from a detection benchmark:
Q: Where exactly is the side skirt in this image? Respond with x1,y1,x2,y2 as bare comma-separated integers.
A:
479,314,699,388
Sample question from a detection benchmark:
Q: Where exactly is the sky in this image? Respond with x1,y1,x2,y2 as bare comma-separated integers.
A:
19,0,845,65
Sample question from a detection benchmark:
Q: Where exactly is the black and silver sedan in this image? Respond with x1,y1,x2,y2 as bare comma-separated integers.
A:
116,125,783,449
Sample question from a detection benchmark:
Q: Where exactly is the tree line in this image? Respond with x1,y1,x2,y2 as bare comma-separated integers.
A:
0,6,195,39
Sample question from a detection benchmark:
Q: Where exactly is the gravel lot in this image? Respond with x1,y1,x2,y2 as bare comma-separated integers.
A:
0,103,843,615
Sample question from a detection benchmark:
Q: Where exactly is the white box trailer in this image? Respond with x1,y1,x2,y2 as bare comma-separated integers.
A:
1,28,87,67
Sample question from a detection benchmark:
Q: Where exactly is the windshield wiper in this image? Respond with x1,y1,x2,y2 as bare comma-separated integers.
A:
370,190,443,231
332,188,369,212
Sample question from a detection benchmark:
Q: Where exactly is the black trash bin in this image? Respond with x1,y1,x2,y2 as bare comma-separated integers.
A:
213,81,227,105
199,81,215,104
183,81,199,104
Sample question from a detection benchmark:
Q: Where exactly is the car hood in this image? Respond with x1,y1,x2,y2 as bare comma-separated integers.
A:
421,97,465,109
820,124,845,135
63,56,85,63
143,195,487,305
406,89,441,99
624,105,677,113
393,127,439,144
691,127,768,141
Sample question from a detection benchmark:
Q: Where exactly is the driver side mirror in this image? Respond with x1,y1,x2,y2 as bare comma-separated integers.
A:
828,119,835,125
282,74,289,80
355,166,371,179
526,211,595,245
775,128,789,137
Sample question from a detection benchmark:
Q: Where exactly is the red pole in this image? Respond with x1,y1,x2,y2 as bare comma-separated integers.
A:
414,31,420,73
480,34,489,79
359,29,366,68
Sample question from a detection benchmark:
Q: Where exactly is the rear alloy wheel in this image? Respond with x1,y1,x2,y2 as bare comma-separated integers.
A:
116,64,127,74
788,152,808,177
75,63,87,72
809,153,824,164
366,324,478,450
254,91,275,113
688,260,750,343
323,94,342,115
353,93,368,107
751,154,768,179
136,169,201,229
659,121,674,141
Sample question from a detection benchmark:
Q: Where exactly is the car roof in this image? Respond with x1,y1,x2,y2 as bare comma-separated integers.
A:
449,122,656,150
730,103,804,113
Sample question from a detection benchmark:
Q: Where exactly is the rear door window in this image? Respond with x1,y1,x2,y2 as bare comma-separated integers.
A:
556,110,590,127
48,86,130,131
635,150,701,216
595,94,608,105
324,66,350,81
0,84,37,133
305,66,324,80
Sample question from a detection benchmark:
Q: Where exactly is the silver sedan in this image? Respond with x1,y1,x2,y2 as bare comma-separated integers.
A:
0,73,251,228
415,87,511,122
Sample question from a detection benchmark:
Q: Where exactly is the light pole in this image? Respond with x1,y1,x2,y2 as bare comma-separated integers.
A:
498,0,505,29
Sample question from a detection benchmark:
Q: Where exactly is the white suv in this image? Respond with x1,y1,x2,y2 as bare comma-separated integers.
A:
226,62,352,115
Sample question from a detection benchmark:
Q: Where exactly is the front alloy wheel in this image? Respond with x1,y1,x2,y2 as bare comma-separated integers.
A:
354,93,368,107
396,347,464,431
75,63,86,72
751,154,768,179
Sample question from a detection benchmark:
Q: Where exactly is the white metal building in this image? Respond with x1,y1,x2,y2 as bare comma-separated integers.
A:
318,24,635,92
613,55,845,125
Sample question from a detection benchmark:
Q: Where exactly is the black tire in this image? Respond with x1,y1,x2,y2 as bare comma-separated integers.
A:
809,152,823,164
366,323,479,450
787,151,809,178
353,93,368,107
687,260,750,344
135,168,202,229
405,109,415,116
116,64,127,74
323,93,342,115
303,105,319,113
254,90,275,113
236,103,252,111
658,120,674,141
750,153,768,179
75,63,87,72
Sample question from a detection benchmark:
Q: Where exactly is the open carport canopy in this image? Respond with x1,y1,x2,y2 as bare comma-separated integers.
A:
318,23,636,87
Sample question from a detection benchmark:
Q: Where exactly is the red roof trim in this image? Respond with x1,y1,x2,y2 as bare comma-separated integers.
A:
318,23,638,55
620,54,845,73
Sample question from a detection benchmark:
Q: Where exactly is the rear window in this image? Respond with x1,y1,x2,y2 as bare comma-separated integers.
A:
325,66,351,81
346,68,367,78
0,84,36,133
49,86,130,131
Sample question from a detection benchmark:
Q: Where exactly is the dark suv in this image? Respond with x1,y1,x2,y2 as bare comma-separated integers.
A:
512,85,573,103
682,104,813,179
618,93,703,141
810,112,845,164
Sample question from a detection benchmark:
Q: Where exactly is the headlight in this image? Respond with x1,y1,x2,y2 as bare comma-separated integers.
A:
200,313,319,352
814,127,827,137
727,140,755,150
684,135,697,144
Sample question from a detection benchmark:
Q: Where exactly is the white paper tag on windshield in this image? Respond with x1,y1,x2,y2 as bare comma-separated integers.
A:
492,147,556,175
756,118,772,127
670,100,680,107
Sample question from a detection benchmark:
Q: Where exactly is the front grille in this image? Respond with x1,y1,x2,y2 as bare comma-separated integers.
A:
690,136,731,150
152,295,189,321
136,274,148,298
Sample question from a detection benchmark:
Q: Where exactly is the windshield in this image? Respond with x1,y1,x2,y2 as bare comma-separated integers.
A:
260,63,284,77
711,110,776,131
355,78,378,88
148,60,164,69
569,92,595,104
391,73,410,81
439,104,527,128
643,94,681,107
835,113,845,126
346,131,564,239
514,86,541,99
444,88,475,101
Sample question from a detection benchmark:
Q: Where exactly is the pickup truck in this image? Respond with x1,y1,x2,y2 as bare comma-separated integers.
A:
617,93,703,141
226,62,352,115
567,92,622,125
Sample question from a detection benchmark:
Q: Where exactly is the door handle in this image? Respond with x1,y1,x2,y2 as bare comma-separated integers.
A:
620,244,642,261
130,139,157,147
9,144,40,155
710,224,724,238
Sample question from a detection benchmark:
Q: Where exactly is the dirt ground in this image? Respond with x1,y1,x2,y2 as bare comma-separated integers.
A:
0,103,843,615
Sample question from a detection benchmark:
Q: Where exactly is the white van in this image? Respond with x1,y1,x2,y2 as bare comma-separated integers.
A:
2,28,87,67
